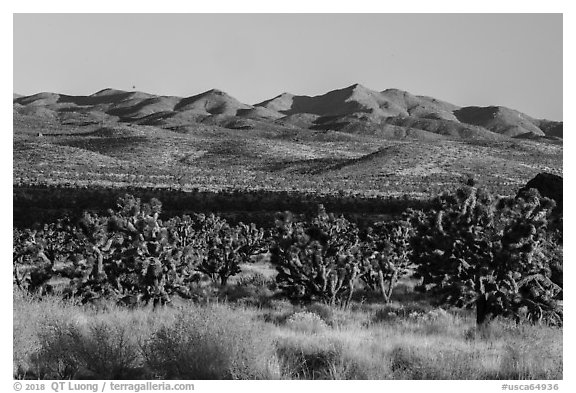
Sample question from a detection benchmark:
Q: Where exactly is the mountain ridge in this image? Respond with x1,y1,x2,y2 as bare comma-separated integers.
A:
13,84,563,140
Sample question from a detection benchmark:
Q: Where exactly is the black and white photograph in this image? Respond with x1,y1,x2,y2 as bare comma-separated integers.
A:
8,4,569,388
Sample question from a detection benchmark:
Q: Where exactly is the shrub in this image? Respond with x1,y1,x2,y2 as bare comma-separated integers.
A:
497,343,562,380
372,302,433,323
219,273,276,307
30,319,141,379
13,291,89,379
389,345,479,379
236,272,275,289
305,303,335,326
285,311,328,334
275,338,344,379
142,307,279,379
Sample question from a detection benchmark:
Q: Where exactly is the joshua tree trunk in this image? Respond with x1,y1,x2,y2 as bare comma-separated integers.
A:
94,247,104,276
476,294,491,326
377,270,396,303
345,279,355,308
385,271,398,302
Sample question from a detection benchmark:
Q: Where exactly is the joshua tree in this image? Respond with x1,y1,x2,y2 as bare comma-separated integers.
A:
360,220,413,303
13,220,78,293
270,206,362,307
410,186,562,326
193,215,265,287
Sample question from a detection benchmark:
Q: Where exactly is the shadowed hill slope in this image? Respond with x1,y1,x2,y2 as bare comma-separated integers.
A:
454,106,545,137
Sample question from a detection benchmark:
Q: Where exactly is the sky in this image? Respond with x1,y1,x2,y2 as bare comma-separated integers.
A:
13,13,563,120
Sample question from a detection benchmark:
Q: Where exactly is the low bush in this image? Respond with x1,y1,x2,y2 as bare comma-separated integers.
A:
220,273,276,307
285,311,328,334
142,306,280,379
389,345,487,379
372,302,434,324
496,343,562,380
304,303,335,326
30,319,141,379
275,338,344,379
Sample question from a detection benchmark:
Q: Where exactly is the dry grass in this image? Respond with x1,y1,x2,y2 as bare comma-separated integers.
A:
272,306,562,380
13,290,562,380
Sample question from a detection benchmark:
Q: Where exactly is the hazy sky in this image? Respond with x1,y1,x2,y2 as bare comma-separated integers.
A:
13,13,562,120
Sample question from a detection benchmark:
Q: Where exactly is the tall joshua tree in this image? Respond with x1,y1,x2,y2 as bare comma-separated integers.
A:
410,186,562,326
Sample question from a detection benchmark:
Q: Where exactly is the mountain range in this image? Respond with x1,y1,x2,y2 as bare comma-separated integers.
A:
13,83,562,140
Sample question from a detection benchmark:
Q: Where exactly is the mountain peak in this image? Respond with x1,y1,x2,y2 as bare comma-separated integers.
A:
91,88,129,97
175,88,251,115
381,88,409,95
254,92,298,112
345,83,369,91
204,88,228,96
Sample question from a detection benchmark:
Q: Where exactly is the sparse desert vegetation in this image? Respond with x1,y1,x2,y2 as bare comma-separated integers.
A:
13,286,562,380
13,83,563,380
